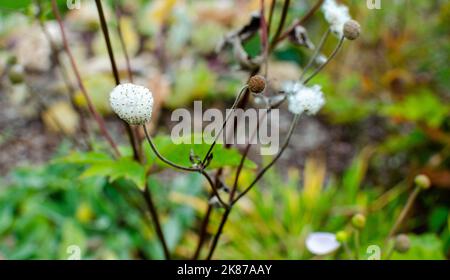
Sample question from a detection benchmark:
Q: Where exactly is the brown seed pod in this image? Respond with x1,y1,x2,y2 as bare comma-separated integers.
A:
394,234,411,253
343,20,361,40
248,75,266,94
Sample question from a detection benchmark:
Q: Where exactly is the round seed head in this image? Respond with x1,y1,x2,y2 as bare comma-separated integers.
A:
248,75,266,94
336,231,349,243
110,83,154,125
351,214,366,229
414,174,431,189
394,234,411,253
343,20,361,40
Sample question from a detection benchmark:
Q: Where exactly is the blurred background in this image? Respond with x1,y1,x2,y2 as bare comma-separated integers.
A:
0,0,449,259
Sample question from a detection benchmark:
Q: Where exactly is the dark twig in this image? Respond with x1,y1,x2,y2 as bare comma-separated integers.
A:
201,85,248,166
50,0,120,157
274,0,325,46
192,204,213,259
259,0,269,76
142,185,171,259
387,186,421,239
95,0,120,85
206,208,231,260
269,0,290,51
207,112,299,260
95,0,141,161
36,5,91,147
267,0,277,37
114,0,133,83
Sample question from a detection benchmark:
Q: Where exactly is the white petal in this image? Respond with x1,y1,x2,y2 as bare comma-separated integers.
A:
306,232,340,255
286,83,325,115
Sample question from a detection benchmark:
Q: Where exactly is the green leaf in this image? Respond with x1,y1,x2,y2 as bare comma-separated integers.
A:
54,151,113,165
143,134,257,170
55,151,145,190
0,0,32,12
381,90,449,127
80,157,146,190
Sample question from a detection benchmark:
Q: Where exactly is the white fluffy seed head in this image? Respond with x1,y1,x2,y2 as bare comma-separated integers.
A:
110,83,154,125
322,0,352,38
284,82,325,115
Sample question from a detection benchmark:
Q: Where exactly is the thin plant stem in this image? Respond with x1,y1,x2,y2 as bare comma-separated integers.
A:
199,82,255,252
94,0,141,161
232,110,267,192
269,0,290,51
143,125,199,172
343,242,353,260
143,125,229,208
206,113,300,259
192,204,213,259
50,0,120,157
299,28,331,81
354,229,361,260
275,0,325,45
206,208,231,260
233,113,301,204
114,0,133,83
204,109,269,260
201,85,248,166
267,0,277,36
36,7,91,147
260,0,270,76
142,185,171,259
384,242,394,260
95,0,120,85
302,36,345,85
387,186,421,238
192,169,224,259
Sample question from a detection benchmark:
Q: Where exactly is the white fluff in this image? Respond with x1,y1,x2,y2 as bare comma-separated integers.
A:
322,0,352,38
110,83,154,125
284,82,325,115
306,232,340,255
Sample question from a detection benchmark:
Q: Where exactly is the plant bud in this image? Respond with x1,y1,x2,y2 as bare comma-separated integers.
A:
351,214,366,229
414,174,431,189
248,75,266,94
394,234,411,253
336,231,349,243
343,20,361,40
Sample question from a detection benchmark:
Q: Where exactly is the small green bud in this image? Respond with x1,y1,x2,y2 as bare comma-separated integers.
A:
351,214,366,229
8,65,25,84
336,231,349,243
394,234,411,253
414,174,431,189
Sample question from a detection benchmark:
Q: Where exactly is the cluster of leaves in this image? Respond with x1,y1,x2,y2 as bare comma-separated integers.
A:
0,142,210,259
1,147,448,259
